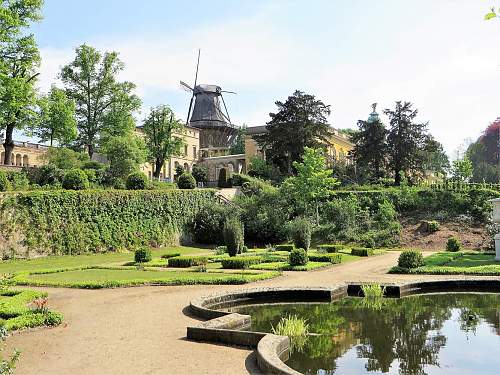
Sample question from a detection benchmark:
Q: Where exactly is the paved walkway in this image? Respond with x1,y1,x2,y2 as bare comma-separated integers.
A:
6,252,499,375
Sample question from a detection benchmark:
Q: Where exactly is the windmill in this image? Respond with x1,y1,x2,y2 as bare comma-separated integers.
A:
180,50,239,153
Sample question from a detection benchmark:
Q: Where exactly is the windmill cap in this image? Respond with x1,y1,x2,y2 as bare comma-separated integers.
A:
194,84,221,94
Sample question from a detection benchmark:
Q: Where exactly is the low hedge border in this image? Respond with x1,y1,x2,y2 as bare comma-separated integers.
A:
351,247,374,257
308,253,342,264
316,244,345,253
274,244,294,252
221,257,263,269
389,265,500,276
249,261,333,272
167,256,208,268
12,266,281,289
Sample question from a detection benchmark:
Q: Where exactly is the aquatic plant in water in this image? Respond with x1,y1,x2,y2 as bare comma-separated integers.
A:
360,284,386,310
272,315,309,352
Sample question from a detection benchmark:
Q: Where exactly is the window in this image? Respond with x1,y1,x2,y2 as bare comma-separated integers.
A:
193,146,197,159
184,145,188,156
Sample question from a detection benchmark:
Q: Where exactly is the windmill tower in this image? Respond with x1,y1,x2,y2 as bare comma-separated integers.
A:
180,50,239,157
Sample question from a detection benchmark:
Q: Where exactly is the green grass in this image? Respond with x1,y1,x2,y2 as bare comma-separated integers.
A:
0,246,210,274
249,261,332,271
13,266,280,288
0,289,63,331
390,251,500,275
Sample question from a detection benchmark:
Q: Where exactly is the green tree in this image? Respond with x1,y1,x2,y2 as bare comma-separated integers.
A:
351,106,388,182
451,155,474,182
419,135,450,179
101,134,147,180
30,86,76,146
0,0,43,165
142,105,185,179
256,90,332,175
192,164,208,184
60,44,141,157
384,101,429,185
43,147,88,170
229,124,246,154
281,147,339,223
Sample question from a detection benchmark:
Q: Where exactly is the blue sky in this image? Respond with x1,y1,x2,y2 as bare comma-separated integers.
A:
29,0,500,157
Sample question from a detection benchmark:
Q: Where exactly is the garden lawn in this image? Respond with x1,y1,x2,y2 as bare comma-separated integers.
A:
0,246,210,274
390,251,500,276
14,267,280,288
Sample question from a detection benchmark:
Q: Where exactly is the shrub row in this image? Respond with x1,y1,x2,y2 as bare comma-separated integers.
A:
308,253,342,264
167,256,208,268
316,244,345,253
275,244,295,252
0,189,217,256
221,256,263,269
351,247,374,257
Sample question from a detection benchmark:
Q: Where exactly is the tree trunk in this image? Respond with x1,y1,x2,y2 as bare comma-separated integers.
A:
3,124,15,165
87,143,93,159
394,167,401,186
153,158,163,179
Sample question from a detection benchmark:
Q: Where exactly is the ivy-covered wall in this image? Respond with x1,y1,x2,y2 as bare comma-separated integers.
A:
0,189,217,257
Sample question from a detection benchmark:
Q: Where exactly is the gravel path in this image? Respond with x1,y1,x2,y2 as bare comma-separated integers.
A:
6,251,499,375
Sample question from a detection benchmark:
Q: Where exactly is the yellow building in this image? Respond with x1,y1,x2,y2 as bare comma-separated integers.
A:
0,141,48,168
244,125,354,168
134,126,200,181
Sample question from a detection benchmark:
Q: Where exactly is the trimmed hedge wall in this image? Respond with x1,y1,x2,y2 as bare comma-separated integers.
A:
167,256,208,268
275,244,294,252
317,244,345,253
351,247,374,257
0,189,217,256
308,253,342,263
221,256,262,269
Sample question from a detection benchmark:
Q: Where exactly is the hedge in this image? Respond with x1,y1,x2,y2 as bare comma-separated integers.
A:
308,253,342,263
0,189,217,256
220,256,263,269
275,244,294,252
317,244,345,253
167,256,208,268
351,247,374,257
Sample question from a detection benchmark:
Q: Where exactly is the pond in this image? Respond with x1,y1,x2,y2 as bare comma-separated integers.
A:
228,293,500,374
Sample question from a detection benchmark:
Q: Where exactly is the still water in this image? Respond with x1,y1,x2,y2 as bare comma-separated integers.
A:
229,293,500,374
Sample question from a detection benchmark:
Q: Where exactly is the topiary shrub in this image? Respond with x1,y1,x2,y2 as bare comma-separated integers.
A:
126,172,148,190
177,173,196,189
288,218,312,251
289,248,308,266
62,169,89,190
446,237,461,252
223,216,245,257
0,170,9,192
192,165,208,184
134,247,152,263
397,250,424,269
351,247,374,257
167,256,208,268
308,253,342,264
221,256,262,269
317,244,345,253
275,244,295,252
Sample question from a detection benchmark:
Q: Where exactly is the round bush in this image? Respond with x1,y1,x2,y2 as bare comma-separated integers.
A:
126,172,148,190
446,237,461,252
192,203,228,244
397,250,424,269
134,247,152,263
0,170,9,192
289,248,308,266
223,216,245,257
62,169,89,190
177,173,196,189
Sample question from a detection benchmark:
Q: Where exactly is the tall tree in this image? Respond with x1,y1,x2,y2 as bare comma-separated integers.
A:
0,0,43,165
101,133,147,180
351,104,388,182
142,105,185,179
60,44,141,158
419,135,449,178
467,118,499,182
384,101,429,185
29,86,77,146
256,90,331,175
451,155,473,182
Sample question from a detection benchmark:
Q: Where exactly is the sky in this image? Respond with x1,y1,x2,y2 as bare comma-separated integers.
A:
26,0,500,158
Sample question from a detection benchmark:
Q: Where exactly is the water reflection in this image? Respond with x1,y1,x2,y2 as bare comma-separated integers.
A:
230,293,500,374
